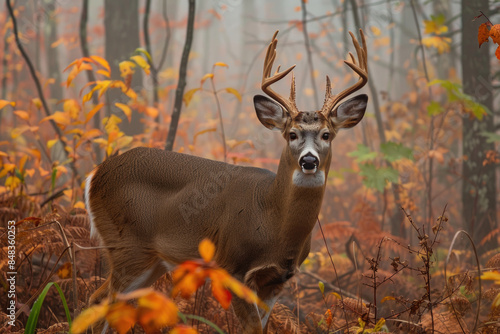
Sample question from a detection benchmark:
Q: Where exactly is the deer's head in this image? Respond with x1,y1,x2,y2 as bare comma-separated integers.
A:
254,30,369,187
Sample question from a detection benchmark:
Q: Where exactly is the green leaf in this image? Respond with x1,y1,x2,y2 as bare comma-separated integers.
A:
360,163,399,193
318,281,325,295
26,282,72,334
480,131,500,143
427,101,444,116
347,144,377,163
380,141,414,162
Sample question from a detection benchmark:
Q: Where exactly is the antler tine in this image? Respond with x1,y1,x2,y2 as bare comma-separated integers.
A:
321,28,368,117
261,31,298,117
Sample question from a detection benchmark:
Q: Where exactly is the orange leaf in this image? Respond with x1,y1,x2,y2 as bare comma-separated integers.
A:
71,302,109,334
57,262,72,279
490,24,500,44
105,302,137,334
211,280,232,309
14,110,30,121
478,23,490,48
85,103,104,124
214,62,228,68
199,238,215,262
183,88,200,106
496,45,500,61
145,107,158,118
170,325,198,334
90,55,111,73
200,73,214,85
137,290,178,329
0,100,15,110
381,296,396,303
115,103,132,122
40,111,70,126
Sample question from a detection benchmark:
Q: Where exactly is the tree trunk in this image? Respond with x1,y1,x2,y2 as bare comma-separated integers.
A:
461,0,498,254
104,0,143,135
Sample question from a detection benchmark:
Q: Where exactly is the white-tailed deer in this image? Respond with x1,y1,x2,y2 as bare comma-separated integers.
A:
86,29,368,333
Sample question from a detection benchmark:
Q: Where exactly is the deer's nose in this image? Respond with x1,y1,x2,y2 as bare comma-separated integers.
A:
300,153,319,173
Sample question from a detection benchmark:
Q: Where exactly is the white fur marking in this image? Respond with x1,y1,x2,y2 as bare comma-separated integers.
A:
260,295,279,328
123,266,156,293
162,261,176,272
293,170,325,188
85,173,100,241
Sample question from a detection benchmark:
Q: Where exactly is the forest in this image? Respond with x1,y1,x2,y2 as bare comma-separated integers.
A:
0,0,499,333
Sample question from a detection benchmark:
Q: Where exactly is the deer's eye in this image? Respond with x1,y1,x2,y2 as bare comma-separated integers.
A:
322,133,330,140
289,132,297,140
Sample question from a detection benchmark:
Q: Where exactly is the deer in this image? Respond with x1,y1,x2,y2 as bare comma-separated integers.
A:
85,29,368,333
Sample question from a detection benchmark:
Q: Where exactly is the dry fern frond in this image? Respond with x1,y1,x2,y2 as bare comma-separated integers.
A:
420,309,469,334
486,253,500,269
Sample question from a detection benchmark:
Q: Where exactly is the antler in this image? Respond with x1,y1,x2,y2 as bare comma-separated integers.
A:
321,29,368,116
262,31,299,117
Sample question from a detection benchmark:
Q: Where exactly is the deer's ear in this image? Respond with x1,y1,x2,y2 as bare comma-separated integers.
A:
254,95,288,131
331,94,368,128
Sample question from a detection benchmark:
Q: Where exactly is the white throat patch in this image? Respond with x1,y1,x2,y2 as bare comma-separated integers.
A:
292,170,325,188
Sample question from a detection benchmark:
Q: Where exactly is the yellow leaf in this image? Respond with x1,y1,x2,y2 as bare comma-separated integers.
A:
130,55,150,75
119,60,136,78
14,110,30,121
0,163,16,178
11,125,31,139
370,26,381,37
481,271,500,283
421,36,451,54
96,69,110,78
224,87,242,102
32,98,42,109
381,296,395,303
63,99,81,119
18,155,28,174
63,189,73,199
183,88,200,106
74,201,85,209
90,55,111,73
56,262,72,279
201,73,214,85
318,281,325,294
71,302,109,334
330,292,341,299
199,239,215,262
115,103,132,122
115,135,133,150
214,62,228,68
0,100,15,110
85,103,104,124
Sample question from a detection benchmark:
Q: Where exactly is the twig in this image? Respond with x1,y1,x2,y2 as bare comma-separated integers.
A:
6,0,80,182
209,73,227,162
79,0,102,163
301,0,319,110
143,0,160,115
157,0,171,71
165,0,196,151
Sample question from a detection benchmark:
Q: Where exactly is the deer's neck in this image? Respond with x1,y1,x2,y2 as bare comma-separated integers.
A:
269,147,330,246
